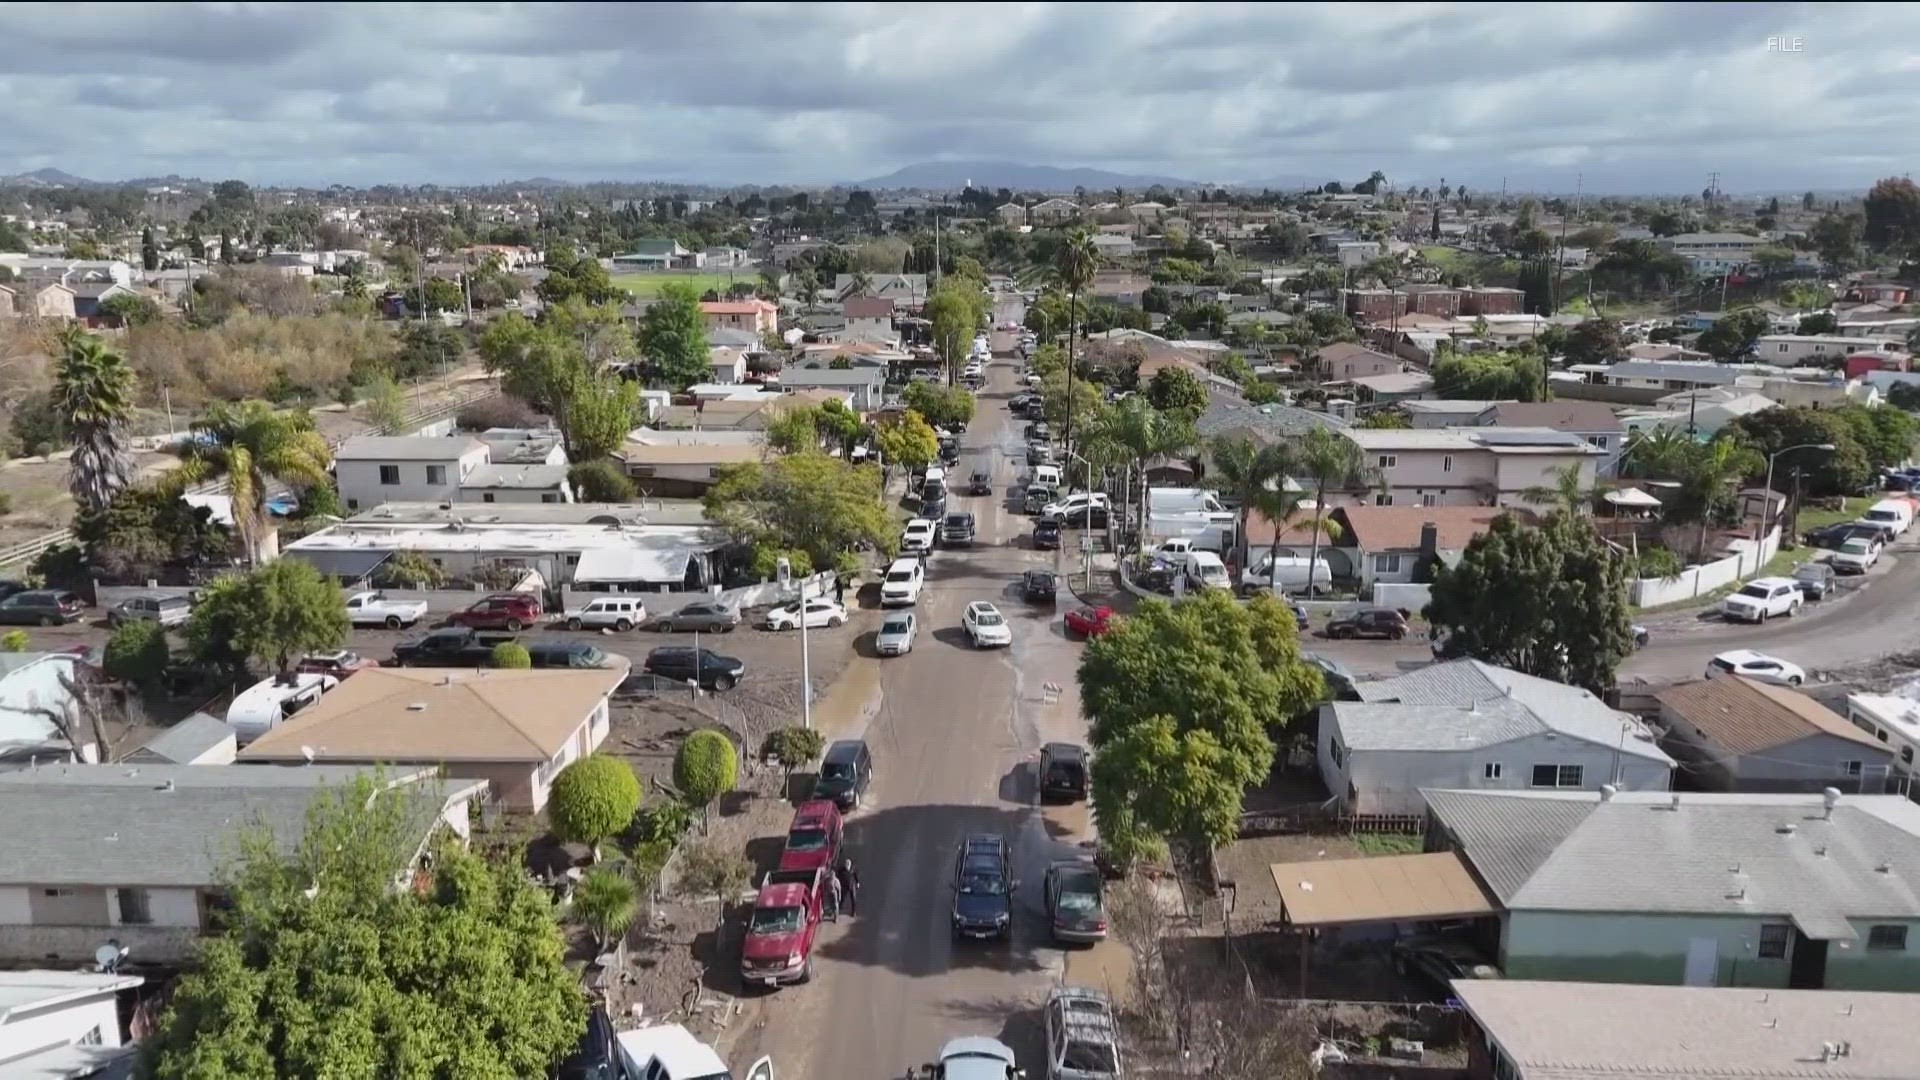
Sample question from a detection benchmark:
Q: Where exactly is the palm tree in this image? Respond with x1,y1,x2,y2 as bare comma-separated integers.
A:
1086,397,1197,553
1521,462,1603,516
1292,427,1373,585
53,328,136,514
846,270,874,298
572,865,638,950
1620,426,1696,480
1669,438,1759,560
1047,230,1099,453
792,267,820,315
1206,435,1301,576
163,400,333,560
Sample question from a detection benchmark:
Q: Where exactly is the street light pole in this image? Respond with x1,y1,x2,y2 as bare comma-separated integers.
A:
1758,442,1835,544
798,576,813,730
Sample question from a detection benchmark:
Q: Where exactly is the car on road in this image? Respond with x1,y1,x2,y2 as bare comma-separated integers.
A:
109,593,192,628
651,600,740,633
1325,608,1410,640
1792,562,1837,599
561,596,646,632
1042,987,1121,1078
902,517,938,554
764,598,848,631
1031,519,1062,549
968,470,992,496
964,601,1013,648
881,558,926,607
523,640,619,670
390,627,516,667
1391,938,1502,998
295,650,379,679
344,591,428,629
643,646,745,690
445,592,542,631
778,800,843,874
1832,537,1880,574
1707,649,1806,686
876,612,918,656
613,672,696,699
0,590,83,627
914,1036,1022,1080
812,739,873,810
951,834,1015,942
1022,569,1058,602
1720,577,1803,622
1042,492,1110,523
943,512,978,546
1064,605,1116,638
1039,741,1088,802
1803,522,1884,550
1043,864,1108,947
740,866,826,988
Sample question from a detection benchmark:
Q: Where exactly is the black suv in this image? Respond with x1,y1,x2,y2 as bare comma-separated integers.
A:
1022,569,1058,602
951,834,1016,942
1325,608,1410,641
812,739,873,810
643,646,745,690
1031,519,1062,549
1039,742,1088,802
968,470,991,496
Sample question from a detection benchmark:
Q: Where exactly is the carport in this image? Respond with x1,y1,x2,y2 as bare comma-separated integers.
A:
1266,850,1500,995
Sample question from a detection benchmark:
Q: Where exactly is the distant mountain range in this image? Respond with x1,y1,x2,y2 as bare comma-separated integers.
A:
2,167,95,187
854,160,1205,193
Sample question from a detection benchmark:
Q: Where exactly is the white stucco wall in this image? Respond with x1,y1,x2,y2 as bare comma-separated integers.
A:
0,986,126,1056
0,886,31,924
337,446,489,511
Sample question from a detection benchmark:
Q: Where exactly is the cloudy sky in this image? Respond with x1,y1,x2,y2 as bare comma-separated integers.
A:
0,2,1912,193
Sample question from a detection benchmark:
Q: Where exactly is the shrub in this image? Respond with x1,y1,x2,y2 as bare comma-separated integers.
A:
490,641,531,669
0,630,30,652
762,726,825,780
0,492,13,516
375,550,445,589
673,730,738,824
548,754,642,853
569,460,635,503
456,395,542,432
571,866,637,948
675,839,753,927
103,618,171,685
471,563,527,590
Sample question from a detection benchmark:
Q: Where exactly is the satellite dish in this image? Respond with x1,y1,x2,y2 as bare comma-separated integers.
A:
299,745,316,763
94,942,126,973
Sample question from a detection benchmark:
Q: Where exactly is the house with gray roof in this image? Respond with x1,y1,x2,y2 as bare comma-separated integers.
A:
0,764,484,964
1424,787,1920,990
1321,660,1672,815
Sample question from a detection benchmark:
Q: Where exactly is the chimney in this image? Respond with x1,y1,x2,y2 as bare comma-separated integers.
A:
1598,784,1617,802
1419,521,1439,559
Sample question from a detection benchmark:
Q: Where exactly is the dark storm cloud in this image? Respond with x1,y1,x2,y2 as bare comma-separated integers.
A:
0,1,1910,191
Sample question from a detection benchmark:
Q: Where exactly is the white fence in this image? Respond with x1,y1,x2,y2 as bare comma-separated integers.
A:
1629,527,1781,607
559,570,837,620
1371,582,1433,613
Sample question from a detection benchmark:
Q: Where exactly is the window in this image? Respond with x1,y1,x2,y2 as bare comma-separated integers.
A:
1374,554,1403,574
542,493,560,504
346,499,359,510
117,887,152,925
1442,454,1453,473
1531,764,1584,788
1845,760,1864,778
631,465,656,478
1377,454,1397,469
1587,435,1610,450
482,492,495,503
378,464,400,485
1375,493,1394,506
1330,739,1346,770
1778,343,1790,354
1484,762,1504,780
424,465,447,485
1868,924,1908,951
1421,493,1438,507
1758,923,1792,959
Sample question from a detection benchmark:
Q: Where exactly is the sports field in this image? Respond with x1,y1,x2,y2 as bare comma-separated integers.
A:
609,271,754,298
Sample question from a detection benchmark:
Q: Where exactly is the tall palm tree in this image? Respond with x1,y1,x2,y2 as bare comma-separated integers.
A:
1620,426,1696,480
53,327,137,514
1047,230,1099,453
1669,438,1759,560
846,270,874,298
1086,397,1197,554
1205,435,1300,575
1521,462,1603,516
164,400,333,559
1293,426,1373,584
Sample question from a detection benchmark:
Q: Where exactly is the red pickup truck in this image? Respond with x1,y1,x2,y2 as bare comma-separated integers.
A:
443,592,543,631
776,800,843,874
740,867,827,987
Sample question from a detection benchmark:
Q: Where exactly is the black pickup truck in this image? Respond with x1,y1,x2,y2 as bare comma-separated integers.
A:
391,627,519,666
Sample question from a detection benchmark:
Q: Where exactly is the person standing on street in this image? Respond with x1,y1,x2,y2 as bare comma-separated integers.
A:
836,857,860,915
826,867,843,921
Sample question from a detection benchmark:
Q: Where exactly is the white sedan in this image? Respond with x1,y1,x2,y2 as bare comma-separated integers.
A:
963,601,1013,648
1707,649,1806,686
902,518,938,554
763,598,848,631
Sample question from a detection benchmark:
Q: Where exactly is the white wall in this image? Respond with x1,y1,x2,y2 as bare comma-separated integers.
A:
1631,527,1780,607
0,886,30,924
0,985,126,1056
337,446,488,511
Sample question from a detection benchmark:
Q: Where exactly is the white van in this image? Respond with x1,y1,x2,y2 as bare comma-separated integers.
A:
1177,550,1231,591
1861,499,1913,536
1244,553,1335,595
227,672,339,744
1031,464,1062,489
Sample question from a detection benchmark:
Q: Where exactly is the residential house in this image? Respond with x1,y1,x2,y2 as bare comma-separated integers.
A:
1846,690,1920,783
1756,334,1903,365
1627,342,1713,362
0,653,96,766
1459,286,1525,316
707,346,747,384
457,462,574,504
1430,786,1920,989
777,365,888,410
1344,289,1405,322
1400,400,1497,429
239,668,623,812
473,428,568,467
1349,371,1434,403
1482,400,1626,475
1027,198,1080,225
1343,428,1604,509
1402,284,1462,317
0,256,132,287
1334,506,1521,589
18,281,75,320
1454,981,1920,1080
617,428,762,497
68,282,133,325
1334,240,1381,267
698,299,777,337
771,239,828,266
1657,677,1895,794
1091,234,1135,258
1656,232,1767,262
874,195,934,220
0,764,481,963
611,241,697,271
832,274,927,306
1603,359,1748,391
994,203,1027,227
843,295,895,335
702,246,751,269
1195,389,1349,449
1319,660,1672,815
1622,389,1779,439
121,712,236,765
1317,342,1403,381
1088,271,1151,309
333,436,491,512
651,388,846,432
0,970,146,1077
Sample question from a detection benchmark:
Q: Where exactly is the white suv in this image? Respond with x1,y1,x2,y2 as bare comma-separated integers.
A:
562,596,647,631
902,517,937,554
963,601,1012,648
880,558,925,607
1719,577,1802,623
1042,492,1111,520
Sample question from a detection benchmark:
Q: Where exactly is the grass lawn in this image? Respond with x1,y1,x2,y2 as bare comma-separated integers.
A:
1794,497,1867,535
1351,832,1423,857
609,271,755,298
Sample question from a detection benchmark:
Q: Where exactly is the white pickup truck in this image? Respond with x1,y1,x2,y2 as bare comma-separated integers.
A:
344,591,430,629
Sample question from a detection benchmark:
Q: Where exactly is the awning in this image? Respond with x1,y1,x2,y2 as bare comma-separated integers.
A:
1790,910,1859,942
283,548,394,581
1270,850,1498,928
573,547,692,585
1605,487,1663,508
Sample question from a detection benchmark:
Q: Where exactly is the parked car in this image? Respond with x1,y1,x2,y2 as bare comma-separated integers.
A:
1302,652,1358,701
777,800,843,874
1392,938,1502,998
109,593,192,628
1792,562,1837,599
740,866,826,988
344,590,428,629
1039,741,1088,802
876,612,917,656
964,601,1012,648
1042,987,1121,1078
0,590,84,626
295,650,379,679
1707,649,1806,686
1720,577,1803,622
644,646,746,690
555,1005,621,1080
951,834,1015,942
1803,521,1884,549
561,596,646,632
1289,601,1310,631
0,580,28,603
1064,605,1116,638
392,627,518,667
1043,867,1108,947
812,739,873,810
881,559,926,607
1831,537,1880,575
764,598,848,631
902,517,938,554
612,672,696,699
445,592,543,631
1325,608,1410,640
1022,569,1058,602
943,512,978,546
651,600,740,633
916,1037,1021,1080
1042,492,1111,524
524,640,617,669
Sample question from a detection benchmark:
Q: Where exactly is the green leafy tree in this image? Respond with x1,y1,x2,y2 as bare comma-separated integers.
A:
1696,308,1773,360
377,550,446,589
569,459,636,502
52,328,136,513
1724,406,1867,497
926,279,985,382
1144,366,1207,416
1425,513,1635,695
1358,408,1411,429
98,292,163,327
103,618,171,685
360,373,410,433
184,560,349,675
1665,437,1763,559
478,311,639,460
1797,312,1839,336
491,641,532,669
704,452,893,572
537,248,624,306
548,754,643,855
762,726,826,787
422,277,465,313
1432,350,1546,400
1079,592,1322,857
676,839,753,930
1032,230,1099,449
876,411,939,475
572,866,638,949
1560,318,1625,365
73,484,231,582
392,321,466,381
764,405,822,454
673,730,738,826
563,374,642,461
163,400,333,559
1863,176,1920,248
636,282,711,390
1293,427,1372,586
901,381,976,429
1832,405,1917,473
1084,397,1197,553
1888,382,1920,413
141,773,586,1078
1809,211,1863,271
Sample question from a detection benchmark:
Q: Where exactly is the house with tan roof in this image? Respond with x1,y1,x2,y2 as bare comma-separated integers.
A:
1657,677,1895,794
237,667,625,811
616,427,764,497
698,299,777,336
